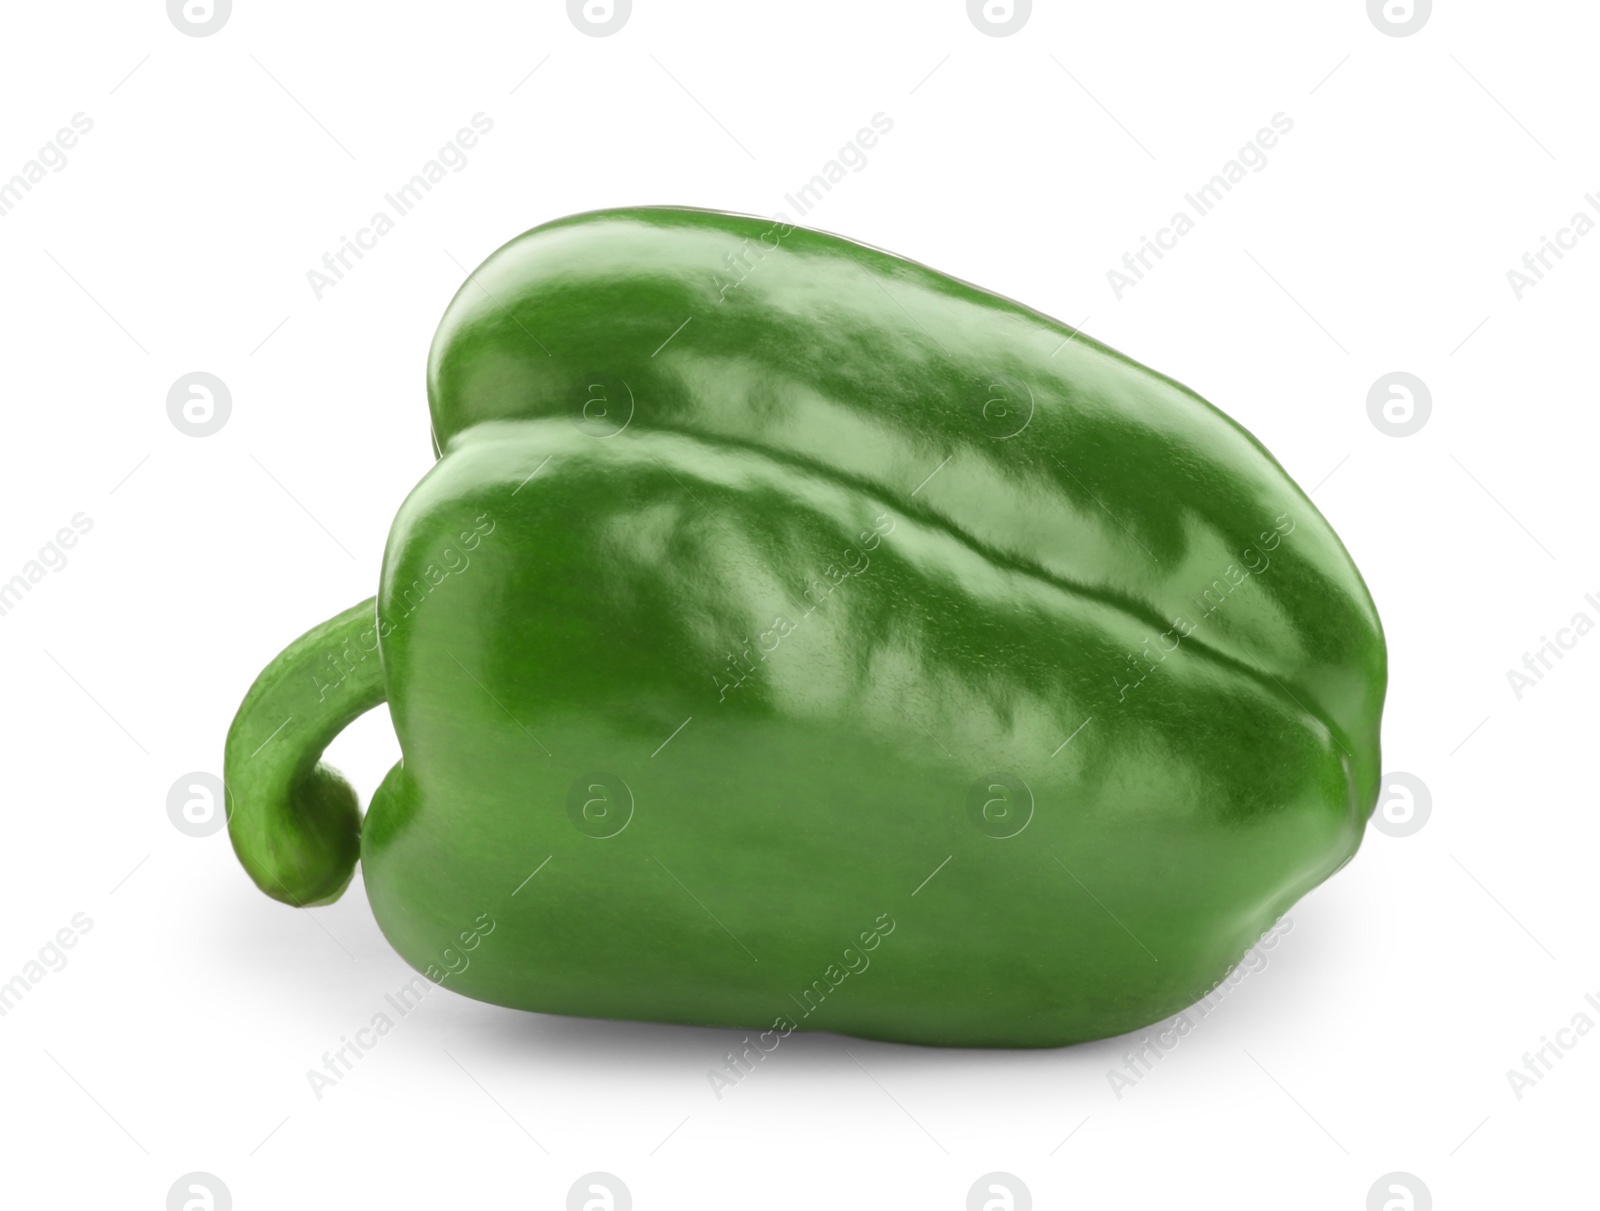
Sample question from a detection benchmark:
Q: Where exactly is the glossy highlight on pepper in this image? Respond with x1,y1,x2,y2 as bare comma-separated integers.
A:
225,206,1386,1047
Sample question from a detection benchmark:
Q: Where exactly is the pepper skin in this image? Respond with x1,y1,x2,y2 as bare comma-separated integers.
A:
226,207,1385,1048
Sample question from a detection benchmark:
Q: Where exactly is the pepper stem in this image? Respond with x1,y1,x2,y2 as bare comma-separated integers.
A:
224,598,387,906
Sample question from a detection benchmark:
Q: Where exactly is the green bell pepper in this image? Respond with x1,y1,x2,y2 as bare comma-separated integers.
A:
226,206,1385,1047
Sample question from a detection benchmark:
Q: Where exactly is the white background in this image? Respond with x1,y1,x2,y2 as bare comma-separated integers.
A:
0,1,1593,1207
